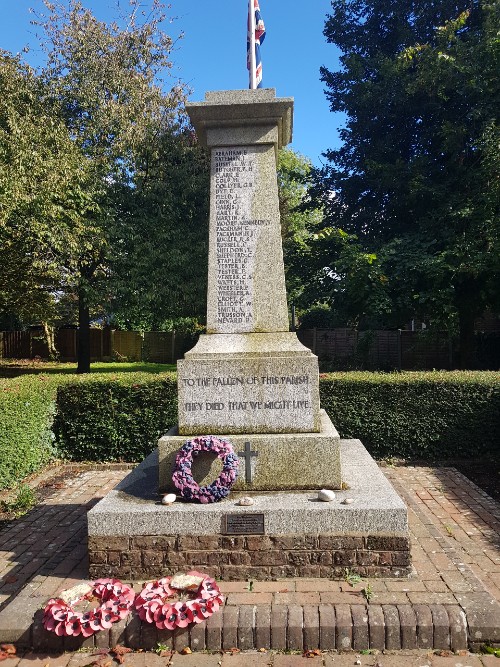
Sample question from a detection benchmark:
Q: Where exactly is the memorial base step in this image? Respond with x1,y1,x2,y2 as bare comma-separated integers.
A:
88,439,410,580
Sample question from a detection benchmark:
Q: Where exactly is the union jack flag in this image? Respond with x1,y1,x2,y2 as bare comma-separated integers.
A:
247,0,266,88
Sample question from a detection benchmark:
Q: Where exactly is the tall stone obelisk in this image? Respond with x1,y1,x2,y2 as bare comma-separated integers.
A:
159,89,341,491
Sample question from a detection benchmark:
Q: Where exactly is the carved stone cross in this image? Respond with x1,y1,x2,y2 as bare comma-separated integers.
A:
238,441,258,484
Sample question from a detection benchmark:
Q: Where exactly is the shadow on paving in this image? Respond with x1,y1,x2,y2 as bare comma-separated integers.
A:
0,497,102,614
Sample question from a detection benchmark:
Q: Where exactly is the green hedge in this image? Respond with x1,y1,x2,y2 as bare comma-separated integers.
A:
53,373,177,462
320,371,500,459
2,370,499,490
0,375,62,489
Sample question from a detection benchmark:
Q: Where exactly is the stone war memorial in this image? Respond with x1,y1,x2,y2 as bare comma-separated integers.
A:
88,89,411,580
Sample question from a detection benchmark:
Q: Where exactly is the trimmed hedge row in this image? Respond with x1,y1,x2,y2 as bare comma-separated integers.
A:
1,370,499,490
53,373,178,463
320,371,500,459
0,371,176,491
0,375,61,490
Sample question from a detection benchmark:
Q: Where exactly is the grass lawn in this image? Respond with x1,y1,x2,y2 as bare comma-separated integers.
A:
0,359,176,377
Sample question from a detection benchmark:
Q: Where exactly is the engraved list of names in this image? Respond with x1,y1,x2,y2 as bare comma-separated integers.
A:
213,147,270,331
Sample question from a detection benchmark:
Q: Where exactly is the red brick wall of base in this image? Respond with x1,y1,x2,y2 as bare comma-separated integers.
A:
88,534,411,580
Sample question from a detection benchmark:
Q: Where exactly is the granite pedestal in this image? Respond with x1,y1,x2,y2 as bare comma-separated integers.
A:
88,440,411,580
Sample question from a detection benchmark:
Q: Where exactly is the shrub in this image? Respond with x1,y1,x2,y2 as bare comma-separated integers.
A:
0,375,62,490
53,373,177,462
2,369,499,491
319,371,500,459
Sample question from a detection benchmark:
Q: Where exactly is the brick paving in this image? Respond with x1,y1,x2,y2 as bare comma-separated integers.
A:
1,650,499,665
0,463,499,662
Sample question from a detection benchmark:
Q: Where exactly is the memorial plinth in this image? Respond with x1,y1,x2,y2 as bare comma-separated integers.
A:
88,89,410,580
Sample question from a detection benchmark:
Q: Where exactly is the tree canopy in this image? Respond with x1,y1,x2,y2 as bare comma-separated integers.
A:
302,0,499,364
0,1,210,369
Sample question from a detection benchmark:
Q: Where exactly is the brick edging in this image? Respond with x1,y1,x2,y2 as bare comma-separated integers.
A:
30,603,468,652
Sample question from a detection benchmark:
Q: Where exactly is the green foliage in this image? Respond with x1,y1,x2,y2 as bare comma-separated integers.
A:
0,364,173,489
277,148,323,309
1,483,37,517
309,0,500,364
53,373,178,462
0,52,95,325
0,374,62,490
1,1,197,372
2,369,498,489
107,135,210,331
320,371,500,459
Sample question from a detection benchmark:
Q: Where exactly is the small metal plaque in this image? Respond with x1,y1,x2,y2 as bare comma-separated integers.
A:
223,513,265,535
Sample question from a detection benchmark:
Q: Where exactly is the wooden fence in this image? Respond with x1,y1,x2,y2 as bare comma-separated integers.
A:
1,327,499,369
0,329,194,364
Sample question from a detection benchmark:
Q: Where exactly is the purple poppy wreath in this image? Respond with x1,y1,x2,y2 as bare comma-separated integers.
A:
172,436,239,503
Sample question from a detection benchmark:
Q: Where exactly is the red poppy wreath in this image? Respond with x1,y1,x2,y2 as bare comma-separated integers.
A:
43,579,135,637
134,571,223,630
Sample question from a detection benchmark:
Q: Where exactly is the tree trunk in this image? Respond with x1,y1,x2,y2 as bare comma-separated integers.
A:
77,287,91,373
456,279,481,370
458,306,476,369
42,322,58,360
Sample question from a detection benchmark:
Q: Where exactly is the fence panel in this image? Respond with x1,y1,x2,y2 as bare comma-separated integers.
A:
112,331,142,361
89,329,103,361
400,331,451,370
143,331,175,363
30,332,50,358
56,329,77,361
1,331,31,358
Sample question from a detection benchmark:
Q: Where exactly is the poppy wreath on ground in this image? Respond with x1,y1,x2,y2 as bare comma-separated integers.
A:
172,436,239,503
134,571,224,630
43,579,135,637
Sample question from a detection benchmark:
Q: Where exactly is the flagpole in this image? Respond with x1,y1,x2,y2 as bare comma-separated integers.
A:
249,0,257,89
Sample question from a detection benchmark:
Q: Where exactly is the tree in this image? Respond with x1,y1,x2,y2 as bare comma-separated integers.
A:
32,0,188,371
107,128,210,331
276,148,323,313
310,0,499,365
0,52,95,356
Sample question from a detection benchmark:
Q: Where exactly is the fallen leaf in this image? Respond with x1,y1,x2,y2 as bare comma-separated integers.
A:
258,647,267,652
180,647,192,655
303,649,322,658
0,645,16,655
225,647,240,654
111,645,133,664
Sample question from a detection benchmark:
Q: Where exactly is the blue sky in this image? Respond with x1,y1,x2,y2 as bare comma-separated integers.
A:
0,0,344,165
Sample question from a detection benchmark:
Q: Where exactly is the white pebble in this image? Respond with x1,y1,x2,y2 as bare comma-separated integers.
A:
318,489,336,502
342,497,354,505
237,496,254,506
161,493,176,505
